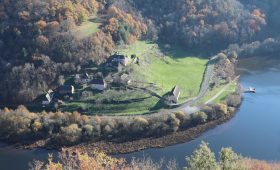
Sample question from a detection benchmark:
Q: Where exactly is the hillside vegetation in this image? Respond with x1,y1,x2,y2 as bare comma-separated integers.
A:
1,0,280,106
0,0,146,104
117,0,266,49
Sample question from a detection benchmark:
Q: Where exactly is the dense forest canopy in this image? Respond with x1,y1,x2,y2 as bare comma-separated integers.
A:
0,0,279,104
122,0,266,49
0,0,146,103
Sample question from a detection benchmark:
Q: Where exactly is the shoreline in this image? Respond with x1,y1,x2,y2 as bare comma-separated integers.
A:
0,109,238,156
0,54,240,156
73,111,237,155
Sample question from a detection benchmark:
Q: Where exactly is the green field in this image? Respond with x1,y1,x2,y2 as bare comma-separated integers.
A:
119,41,208,102
61,88,161,115
61,41,208,115
74,19,100,39
196,82,237,105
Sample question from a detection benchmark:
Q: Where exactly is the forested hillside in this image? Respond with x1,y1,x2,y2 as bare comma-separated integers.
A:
0,0,279,104
117,0,266,49
0,0,146,103
240,0,280,31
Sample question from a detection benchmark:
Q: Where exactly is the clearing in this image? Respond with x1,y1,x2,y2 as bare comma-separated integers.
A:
119,41,208,102
73,17,101,39
61,41,208,115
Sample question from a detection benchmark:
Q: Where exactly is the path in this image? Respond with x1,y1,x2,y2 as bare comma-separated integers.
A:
169,56,218,113
204,76,239,105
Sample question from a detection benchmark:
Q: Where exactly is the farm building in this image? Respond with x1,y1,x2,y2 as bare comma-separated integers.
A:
42,89,54,106
90,79,107,91
58,85,75,95
74,73,92,84
171,85,181,103
109,54,129,66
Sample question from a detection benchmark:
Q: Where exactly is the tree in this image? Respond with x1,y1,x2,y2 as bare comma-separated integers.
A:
185,141,218,170
220,147,243,170
191,112,208,124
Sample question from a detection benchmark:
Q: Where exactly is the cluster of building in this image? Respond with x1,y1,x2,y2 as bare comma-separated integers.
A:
41,54,135,107
42,85,74,107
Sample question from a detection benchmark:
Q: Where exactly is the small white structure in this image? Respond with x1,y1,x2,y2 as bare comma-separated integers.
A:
90,79,107,91
171,85,181,103
42,89,54,106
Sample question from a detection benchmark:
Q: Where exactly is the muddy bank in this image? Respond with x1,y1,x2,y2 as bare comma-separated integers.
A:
0,109,236,157
72,112,237,155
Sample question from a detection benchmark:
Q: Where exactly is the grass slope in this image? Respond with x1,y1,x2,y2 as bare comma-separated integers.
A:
196,82,237,105
63,41,207,115
74,18,100,39
119,41,208,102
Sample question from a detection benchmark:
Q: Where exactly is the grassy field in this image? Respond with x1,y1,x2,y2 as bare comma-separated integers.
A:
119,41,208,102
61,41,208,115
196,82,237,105
74,18,100,39
213,83,237,103
61,89,161,115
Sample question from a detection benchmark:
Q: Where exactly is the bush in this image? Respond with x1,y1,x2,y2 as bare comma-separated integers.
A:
214,103,228,116
59,124,82,145
167,113,181,132
191,112,208,124
131,117,149,133
227,94,242,107
174,111,185,122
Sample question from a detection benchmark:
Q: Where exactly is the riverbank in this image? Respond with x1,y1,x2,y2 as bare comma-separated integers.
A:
3,56,280,170
0,52,240,155
71,108,238,155
0,103,239,157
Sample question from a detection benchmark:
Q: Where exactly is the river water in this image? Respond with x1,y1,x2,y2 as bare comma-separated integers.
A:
1,57,280,169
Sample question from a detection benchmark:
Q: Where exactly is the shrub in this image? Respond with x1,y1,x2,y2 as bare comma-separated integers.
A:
227,94,241,107
68,112,81,124
174,111,185,122
191,112,208,124
131,117,149,133
31,121,42,132
82,124,94,138
60,124,82,145
214,103,228,116
167,113,181,132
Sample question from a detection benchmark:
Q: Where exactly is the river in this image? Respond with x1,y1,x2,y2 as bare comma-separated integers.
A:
1,57,280,169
